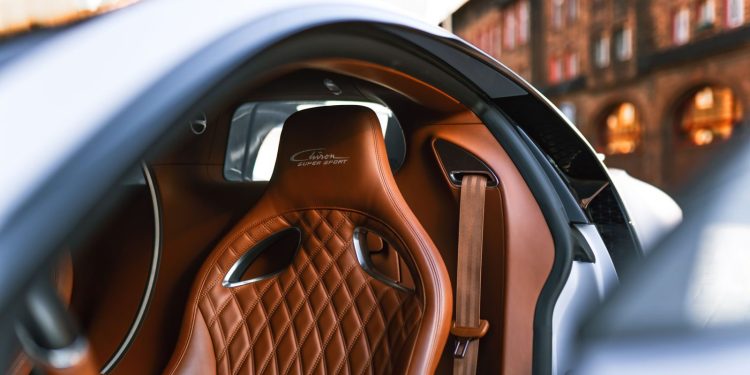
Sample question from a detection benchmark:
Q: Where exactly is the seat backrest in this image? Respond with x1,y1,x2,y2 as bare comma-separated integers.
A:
165,105,451,374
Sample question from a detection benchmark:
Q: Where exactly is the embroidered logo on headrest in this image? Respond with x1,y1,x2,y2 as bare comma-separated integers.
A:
290,148,349,167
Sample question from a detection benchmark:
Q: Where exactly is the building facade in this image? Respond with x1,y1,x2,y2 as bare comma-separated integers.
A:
452,0,750,192
453,0,535,80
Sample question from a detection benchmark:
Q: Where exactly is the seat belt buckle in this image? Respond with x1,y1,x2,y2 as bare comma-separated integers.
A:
450,319,490,359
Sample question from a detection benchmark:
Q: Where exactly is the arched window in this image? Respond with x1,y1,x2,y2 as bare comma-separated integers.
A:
602,102,642,155
678,86,743,146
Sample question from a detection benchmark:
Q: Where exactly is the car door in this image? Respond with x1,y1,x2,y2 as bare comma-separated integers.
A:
575,134,750,374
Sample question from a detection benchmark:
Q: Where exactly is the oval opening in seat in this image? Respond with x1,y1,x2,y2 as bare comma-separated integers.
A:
353,228,415,293
223,227,301,288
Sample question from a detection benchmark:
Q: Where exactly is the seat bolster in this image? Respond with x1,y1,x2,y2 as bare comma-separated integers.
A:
165,312,216,375
387,194,453,375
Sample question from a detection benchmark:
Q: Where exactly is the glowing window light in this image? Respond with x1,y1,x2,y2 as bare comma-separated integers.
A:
602,102,642,155
680,86,742,146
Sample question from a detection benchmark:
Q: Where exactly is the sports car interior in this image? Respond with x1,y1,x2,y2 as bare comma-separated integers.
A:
7,25,637,372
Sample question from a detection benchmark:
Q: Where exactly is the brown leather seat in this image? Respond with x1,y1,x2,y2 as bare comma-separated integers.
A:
165,106,451,374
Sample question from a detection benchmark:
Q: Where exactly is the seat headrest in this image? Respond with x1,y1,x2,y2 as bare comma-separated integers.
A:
261,105,395,213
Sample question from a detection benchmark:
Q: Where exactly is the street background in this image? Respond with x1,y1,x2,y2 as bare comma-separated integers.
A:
4,0,747,193
434,0,750,193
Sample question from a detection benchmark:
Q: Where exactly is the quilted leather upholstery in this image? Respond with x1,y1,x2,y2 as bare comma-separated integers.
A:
190,210,420,375
165,106,451,374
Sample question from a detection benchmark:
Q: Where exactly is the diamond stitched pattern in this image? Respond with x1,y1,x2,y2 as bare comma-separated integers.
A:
198,209,422,375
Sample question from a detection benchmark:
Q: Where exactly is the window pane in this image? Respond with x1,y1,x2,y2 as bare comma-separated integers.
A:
549,56,563,83
728,0,745,27
595,36,610,67
566,52,578,78
673,7,690,44
559,102,577,123
568,0,579,21
615,28,632,60
252,125,282,181
518,1,529,44
504,11,516,49
552,0,564,28
698,0,716,25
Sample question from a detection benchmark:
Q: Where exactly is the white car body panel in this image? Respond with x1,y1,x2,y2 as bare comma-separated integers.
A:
608,168,682,251
552,224,619,375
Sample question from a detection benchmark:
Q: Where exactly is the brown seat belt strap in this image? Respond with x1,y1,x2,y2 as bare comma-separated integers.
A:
452,174,489,375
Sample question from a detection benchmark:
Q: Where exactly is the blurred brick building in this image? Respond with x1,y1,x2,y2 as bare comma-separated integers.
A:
451,0,750,191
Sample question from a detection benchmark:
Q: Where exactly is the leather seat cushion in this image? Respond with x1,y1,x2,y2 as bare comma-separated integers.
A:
183,209,421,375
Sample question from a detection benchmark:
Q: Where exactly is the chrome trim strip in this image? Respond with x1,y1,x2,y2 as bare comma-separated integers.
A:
223,227,301,288
353,228,414,294
100,162,162,374
223,267,284,288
